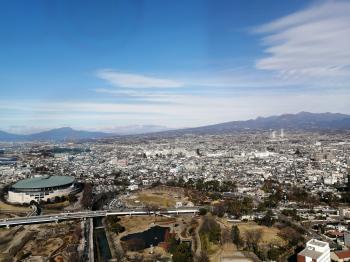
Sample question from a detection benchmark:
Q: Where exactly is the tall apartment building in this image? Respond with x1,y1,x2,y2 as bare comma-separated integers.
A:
297,239,330,262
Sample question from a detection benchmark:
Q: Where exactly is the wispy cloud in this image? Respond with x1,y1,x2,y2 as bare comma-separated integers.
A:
96,69,184,88
1,89,350,130
95,88,175,98
254,1,350,82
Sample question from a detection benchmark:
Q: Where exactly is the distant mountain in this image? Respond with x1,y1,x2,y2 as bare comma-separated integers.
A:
104,125,171,135
26,127,109,141
0,130,25,141
0,125,171,142
1,112,350,141
151,112,350,136
0,127,110,142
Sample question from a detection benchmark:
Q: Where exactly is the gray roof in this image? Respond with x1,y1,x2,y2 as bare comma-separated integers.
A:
12,175,74,189
309,239,328,247
299,248,323,259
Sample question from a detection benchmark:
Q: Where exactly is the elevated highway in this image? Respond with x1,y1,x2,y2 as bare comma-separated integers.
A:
0,207,200,228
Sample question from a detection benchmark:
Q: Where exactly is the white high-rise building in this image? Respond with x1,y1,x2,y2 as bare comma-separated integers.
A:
297,239,330,262
280,128,285,138
271,130,276,139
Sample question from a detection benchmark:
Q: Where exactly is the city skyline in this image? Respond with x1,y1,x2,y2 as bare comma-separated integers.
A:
1,0,350,133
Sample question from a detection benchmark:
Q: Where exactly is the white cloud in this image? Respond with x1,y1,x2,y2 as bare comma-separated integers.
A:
94,88,177,99
1,90,350,129
96,69,184,88
254,1,350,82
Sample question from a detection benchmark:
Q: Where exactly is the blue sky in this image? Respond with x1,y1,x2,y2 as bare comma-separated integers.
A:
1,0,350,133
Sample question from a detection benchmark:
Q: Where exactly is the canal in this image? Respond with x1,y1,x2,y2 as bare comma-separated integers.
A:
93,217,112,262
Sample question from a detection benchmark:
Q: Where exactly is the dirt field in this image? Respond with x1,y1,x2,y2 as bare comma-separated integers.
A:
0,228,15,247
237,222,286,245
119,215,175,232
0,201,30,212
138,192,176,207
43,200,70,209
125,190,181,208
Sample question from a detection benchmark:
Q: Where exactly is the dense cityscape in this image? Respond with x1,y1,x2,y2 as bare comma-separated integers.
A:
0,128,350,261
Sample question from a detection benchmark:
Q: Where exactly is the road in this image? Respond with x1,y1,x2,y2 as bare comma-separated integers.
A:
0,207,200,227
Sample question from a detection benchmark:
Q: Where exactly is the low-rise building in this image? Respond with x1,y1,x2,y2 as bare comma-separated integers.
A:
297,239,330,262
331,250,350,262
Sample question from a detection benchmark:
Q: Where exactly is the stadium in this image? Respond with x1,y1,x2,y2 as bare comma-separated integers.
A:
8,175,77,204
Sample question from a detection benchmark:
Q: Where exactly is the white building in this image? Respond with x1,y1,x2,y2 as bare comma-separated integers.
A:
127,184,139,191
8,175,77,204
142,179,150,186
175,201,183,208
298,239,330,262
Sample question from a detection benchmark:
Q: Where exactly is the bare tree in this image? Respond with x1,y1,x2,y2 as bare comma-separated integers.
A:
221,228,232,244
67,252,80,262
144,254,162,262
278,226,302,246
195,251,210,262
115,247,126,262
145,204,159,215
128,254,144,262
245,229,262,252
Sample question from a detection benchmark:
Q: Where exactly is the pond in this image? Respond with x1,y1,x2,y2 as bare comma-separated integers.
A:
121,225,170,251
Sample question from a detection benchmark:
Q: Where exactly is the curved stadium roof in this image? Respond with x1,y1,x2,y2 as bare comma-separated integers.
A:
12,175,74,189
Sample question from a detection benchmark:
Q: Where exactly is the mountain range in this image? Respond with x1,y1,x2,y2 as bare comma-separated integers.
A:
0,127,109,142
1,112,350,141
173,111,350,135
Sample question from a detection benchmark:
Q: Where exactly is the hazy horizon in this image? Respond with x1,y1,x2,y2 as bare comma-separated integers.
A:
1,111,349,135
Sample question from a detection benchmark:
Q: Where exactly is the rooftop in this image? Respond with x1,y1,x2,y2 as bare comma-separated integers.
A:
308,239,329,248
334,250,350,259
299,249,323,260
12,175,74,189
